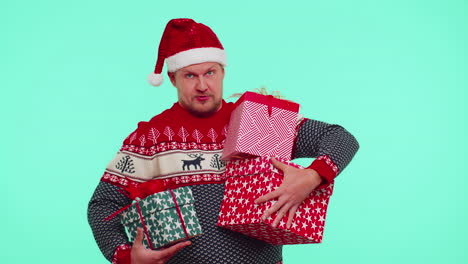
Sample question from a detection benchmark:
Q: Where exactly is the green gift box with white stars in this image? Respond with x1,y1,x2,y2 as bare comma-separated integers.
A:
120,186,203,249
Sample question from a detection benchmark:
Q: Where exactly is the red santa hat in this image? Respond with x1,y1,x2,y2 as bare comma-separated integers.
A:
148,18,227,86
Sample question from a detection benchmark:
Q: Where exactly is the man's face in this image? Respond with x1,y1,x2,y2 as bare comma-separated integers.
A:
169,62,225,117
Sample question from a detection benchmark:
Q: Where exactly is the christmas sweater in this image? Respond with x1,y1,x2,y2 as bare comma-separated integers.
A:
87,100,359,264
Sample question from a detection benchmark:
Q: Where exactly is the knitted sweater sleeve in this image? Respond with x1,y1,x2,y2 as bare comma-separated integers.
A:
292,118,359,182
88,122,154,263
87,181,132,263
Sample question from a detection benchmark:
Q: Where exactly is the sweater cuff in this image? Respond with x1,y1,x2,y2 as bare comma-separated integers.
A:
112,244,131,264
307,155,339,183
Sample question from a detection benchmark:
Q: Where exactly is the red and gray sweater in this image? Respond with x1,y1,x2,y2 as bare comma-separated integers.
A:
87,100,359,264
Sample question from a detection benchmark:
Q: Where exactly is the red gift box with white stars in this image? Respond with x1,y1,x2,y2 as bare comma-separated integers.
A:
217,156,334,245
221,91,300,160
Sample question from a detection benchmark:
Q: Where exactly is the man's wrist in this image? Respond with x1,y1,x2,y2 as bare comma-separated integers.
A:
303,168,322,186
307,155,339,183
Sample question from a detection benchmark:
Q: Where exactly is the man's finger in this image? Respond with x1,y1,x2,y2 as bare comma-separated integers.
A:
156,241,192,259
271,157,288,172
262,198,287,221
271,203,291,228
255,189,280,204
286,204,299,229
133,228,144,247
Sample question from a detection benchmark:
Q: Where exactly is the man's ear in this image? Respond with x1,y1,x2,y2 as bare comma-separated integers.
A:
167,72,176,86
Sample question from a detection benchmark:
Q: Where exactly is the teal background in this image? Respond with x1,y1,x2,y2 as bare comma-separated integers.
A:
2,0,467,263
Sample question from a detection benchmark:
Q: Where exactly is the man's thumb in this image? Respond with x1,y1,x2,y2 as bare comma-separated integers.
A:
134,227,144,246
271,157,287,171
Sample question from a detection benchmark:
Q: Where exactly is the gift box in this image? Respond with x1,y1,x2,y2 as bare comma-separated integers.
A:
217,157,334,245
222,91,300,160
119,185,203,249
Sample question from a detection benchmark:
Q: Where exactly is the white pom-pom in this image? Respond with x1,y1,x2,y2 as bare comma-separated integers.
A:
147,73,163,86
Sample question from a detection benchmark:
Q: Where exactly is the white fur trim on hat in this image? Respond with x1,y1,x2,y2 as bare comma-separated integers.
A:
166,47,227,72
147,73,163,86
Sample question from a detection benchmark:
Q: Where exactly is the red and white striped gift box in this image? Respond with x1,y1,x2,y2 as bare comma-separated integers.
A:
222,92,300,160
217,156,334,245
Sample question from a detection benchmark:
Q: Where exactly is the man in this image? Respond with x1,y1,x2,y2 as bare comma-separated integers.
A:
88,18,359,264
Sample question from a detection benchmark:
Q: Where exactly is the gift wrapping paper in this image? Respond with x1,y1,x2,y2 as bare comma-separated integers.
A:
217,157,334,245
222,92,300,160
121,186,202,249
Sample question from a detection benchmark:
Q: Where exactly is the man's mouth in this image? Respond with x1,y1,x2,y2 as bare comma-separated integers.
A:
195,95,210,101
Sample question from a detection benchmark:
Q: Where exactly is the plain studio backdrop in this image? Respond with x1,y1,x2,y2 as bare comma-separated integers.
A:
2,0,467,263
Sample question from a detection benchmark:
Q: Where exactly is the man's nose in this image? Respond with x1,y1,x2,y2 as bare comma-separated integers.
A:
196,76,208,92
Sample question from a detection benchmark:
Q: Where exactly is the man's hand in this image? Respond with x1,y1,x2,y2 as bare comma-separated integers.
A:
131,228,191,264
254,157,322,229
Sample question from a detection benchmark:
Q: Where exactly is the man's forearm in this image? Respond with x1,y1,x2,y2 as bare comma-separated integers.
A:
88,181,132,262
293,118,359,179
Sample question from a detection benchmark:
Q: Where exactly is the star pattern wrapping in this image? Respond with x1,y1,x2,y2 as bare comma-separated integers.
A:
121,186,203,249
218,156,334,245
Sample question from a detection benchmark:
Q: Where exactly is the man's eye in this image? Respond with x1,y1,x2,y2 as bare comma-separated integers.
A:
206,71,214,76
186,74,194,78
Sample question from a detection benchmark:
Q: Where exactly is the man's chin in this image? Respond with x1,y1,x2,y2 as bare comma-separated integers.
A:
189,107,218,118
187,103,221,118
